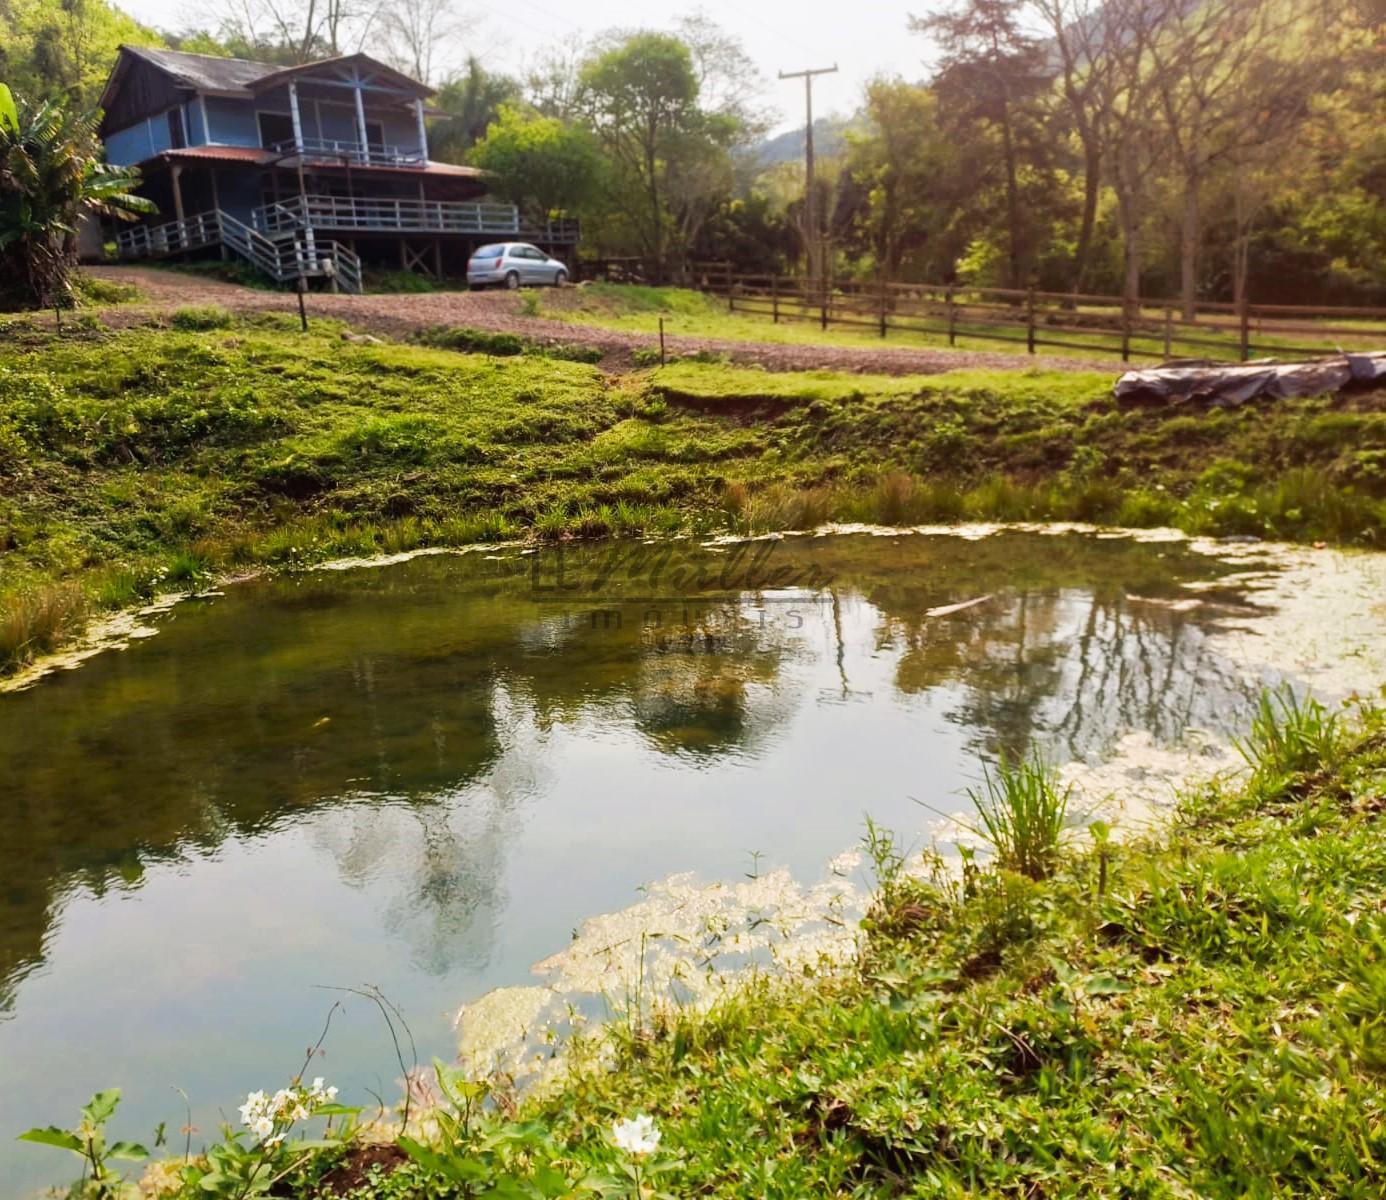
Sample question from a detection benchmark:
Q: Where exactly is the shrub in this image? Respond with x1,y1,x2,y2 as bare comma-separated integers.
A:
73,274,141,305
415,325,526,356
170,305,234,331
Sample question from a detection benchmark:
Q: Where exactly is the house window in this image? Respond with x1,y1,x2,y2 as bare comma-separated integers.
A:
258,112,296,150
167,107,186,149
365,121,384,149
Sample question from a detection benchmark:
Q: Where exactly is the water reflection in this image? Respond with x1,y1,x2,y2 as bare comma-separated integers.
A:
0,531,1280,1191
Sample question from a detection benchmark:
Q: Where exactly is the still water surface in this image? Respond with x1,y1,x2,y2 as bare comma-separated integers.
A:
1,532,1279,1192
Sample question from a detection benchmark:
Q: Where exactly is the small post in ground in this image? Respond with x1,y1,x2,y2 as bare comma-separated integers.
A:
1163,307,1173,359
771,275,779,324
879,279,888,339
946,285,956,346
1238,298,1251,362
820,280,828,331
1120,304,1131,362
659,316,666,366
1026,286,1036,354
295,275,309,332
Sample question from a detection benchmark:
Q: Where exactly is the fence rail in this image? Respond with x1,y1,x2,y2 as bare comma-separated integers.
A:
690,267,1386,364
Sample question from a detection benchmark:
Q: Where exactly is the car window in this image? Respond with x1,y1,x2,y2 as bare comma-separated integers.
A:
518,246,541,259
474,244,506,257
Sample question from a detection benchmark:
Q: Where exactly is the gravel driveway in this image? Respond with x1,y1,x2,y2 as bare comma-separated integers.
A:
85,265,1120,377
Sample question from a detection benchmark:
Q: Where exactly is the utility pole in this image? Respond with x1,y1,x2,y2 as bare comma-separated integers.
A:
779,64,837,288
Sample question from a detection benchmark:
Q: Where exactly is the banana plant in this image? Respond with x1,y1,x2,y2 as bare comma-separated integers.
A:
0,81,155,310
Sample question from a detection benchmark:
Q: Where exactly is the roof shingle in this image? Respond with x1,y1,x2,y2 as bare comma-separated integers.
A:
120,46,278,95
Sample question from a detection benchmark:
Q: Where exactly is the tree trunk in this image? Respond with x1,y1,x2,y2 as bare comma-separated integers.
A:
1179,168,1199,321
645,129,663,285
999,94,1023,290
1073,136,1100,296
1116,185,1141,317
1232,174,1250,309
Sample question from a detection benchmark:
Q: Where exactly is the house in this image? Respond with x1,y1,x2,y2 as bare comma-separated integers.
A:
98,46,578,291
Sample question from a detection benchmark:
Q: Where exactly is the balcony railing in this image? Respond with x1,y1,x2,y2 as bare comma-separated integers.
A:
250,194,582,243
270,137,426,168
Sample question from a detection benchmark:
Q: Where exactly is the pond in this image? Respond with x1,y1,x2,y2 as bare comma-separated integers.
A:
0,529,1363,1193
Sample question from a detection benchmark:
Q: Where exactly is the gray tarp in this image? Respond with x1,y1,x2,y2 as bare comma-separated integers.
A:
1114,351,1386,405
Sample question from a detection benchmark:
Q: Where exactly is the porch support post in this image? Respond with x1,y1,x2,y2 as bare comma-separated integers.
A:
170,164,185,225
413,97,429,162
353,71,369,163
288,79,304,152
210,170,228,259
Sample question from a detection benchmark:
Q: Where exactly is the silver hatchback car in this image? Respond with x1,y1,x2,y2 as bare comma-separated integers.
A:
467,243,569,289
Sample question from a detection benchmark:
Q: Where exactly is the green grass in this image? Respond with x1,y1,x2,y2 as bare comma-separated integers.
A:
2,316,1385,677
28,698,1386,1197
544,283,1386,364
506,703,1386,1198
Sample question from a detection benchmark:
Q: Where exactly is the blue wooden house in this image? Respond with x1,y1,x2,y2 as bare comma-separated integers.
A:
98,46,577,291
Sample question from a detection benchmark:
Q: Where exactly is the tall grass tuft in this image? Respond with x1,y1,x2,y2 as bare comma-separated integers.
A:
965,752,1071,880
868,471,919,525
0,582,88,672
1237,686,1340,780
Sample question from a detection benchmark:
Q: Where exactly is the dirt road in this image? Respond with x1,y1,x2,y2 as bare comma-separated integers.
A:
84,265,1119,376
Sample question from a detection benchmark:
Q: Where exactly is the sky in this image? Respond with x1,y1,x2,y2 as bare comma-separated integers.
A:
111,1,937,134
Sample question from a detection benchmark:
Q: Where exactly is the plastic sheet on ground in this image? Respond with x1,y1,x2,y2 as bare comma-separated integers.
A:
1114,351,1386,406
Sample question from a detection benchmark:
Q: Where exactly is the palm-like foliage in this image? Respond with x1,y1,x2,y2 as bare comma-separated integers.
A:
0,83,154,310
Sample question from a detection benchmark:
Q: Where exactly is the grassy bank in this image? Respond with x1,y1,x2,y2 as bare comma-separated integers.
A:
3,313,1385,676
21,697,1386,1197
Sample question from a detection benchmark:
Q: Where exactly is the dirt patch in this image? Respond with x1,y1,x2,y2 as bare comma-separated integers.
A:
83,266,1119,377
311,1142,408,1196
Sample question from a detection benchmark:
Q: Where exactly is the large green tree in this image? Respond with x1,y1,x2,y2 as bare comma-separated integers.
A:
468,104,601,222
576,32,699,280
430,57,522,161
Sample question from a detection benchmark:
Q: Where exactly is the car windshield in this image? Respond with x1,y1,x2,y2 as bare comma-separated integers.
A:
472,244,508,258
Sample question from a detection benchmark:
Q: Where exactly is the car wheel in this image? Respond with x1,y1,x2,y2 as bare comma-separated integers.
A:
504,271,521,290
553,269,568,287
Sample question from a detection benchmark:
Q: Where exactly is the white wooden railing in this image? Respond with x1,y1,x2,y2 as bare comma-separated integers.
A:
249,195,582,243
270,137,425,167
253,194,520,236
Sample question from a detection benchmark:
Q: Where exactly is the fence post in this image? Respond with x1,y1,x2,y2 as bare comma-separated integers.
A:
1163,307,1173,359
1238,298,1251,362
726,263,734,313
1026,286,1036,355
820,280,828,332
946,285,956,346
771,275,780,324
879,279,888,339
1120,302,1131,363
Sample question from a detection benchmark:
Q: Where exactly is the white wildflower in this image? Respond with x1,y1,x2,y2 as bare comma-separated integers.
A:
252,1115,274,1138
611,1114,661,1157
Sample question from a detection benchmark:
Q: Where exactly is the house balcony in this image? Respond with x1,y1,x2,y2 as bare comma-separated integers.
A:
270,137,426,168
251,194,581,244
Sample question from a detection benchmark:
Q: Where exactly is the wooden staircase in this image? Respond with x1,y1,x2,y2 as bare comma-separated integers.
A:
115,209,363,294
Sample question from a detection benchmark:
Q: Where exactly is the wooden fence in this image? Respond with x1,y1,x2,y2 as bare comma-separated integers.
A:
690,267,1386,364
